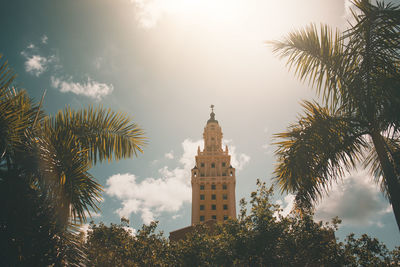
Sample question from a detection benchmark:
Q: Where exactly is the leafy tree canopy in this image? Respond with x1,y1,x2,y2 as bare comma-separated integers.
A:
85,181,400,267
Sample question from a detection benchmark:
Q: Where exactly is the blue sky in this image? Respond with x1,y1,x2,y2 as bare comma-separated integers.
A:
1,0,399,248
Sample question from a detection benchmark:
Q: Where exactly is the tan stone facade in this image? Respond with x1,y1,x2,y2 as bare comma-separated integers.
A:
191,108,236,225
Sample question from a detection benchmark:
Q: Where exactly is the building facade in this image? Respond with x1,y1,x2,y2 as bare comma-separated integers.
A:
191,107,236,225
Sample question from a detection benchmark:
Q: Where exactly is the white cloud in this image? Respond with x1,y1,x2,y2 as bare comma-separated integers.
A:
21,38,56,77
179,139,202,169
274,170,391,227
24,55,47,76
164,150,174,159
84,211,102,219
51,76,114,100
106,138,249,224
105,170,191,224
41,34,48,44
105,139,197,224
123,226,137,236
280,194,295,217
21,36,114,100
223,139,250,170
315,170,391,226
275,194,295,220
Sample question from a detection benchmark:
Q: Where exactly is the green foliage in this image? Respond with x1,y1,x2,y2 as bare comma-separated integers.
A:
84,180,399,266
343,234,392,266
86,220,170,267
270,0,400,228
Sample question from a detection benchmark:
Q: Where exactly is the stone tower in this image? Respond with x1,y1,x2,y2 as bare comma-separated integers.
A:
191,106,236,225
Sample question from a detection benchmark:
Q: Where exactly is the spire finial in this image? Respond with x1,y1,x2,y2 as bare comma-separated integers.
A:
207,104,218,124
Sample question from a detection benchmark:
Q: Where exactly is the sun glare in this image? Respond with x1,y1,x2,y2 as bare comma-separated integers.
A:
133,0,245,28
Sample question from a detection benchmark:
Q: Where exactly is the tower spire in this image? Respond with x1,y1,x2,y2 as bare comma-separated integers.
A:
207,104,218,124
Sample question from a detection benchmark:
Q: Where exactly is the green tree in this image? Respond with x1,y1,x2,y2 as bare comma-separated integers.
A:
0,54,146,265
84,180,400,266
86,220,170,266
270,0,400,229
38,105,146,224
343,234,393,266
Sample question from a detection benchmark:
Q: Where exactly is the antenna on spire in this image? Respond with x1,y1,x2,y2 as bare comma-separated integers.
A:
207,104,218,124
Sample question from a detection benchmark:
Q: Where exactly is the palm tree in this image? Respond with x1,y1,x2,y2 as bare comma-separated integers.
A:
37,105,146,224
270,0,400,229
0,54,146,264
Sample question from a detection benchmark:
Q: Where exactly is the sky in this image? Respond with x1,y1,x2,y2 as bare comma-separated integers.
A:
1,0,399,248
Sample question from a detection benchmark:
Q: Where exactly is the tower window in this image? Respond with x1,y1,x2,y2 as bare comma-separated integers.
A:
222,173,226,176
224,216,228,221
211,194,216,200
223,204,228,210
211,184,216,190
200,216,205,222
211,163,215,168
200,185,205,190
223,194,228,200
193,172,197,177
211,215,217,220
200,205,204,210
211,204,216,210
200,194,205,200
201,163,205,167
222,162,226,167
222,184,227,190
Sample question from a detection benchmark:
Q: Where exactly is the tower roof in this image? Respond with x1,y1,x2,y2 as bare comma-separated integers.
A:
207,104,218,124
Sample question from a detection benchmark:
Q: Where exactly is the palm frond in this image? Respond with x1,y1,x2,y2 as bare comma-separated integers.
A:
0,90,43,164
268,24,354,108
45,105,146,165
344,0,400,127
35,124,102,224
273,101,368,207
0,54,16,91
36,105,145,223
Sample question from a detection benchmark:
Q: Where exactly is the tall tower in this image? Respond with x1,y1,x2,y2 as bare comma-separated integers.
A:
191,105,236,225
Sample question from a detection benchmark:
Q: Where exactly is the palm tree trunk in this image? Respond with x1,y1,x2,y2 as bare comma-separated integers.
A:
371,131,400,231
